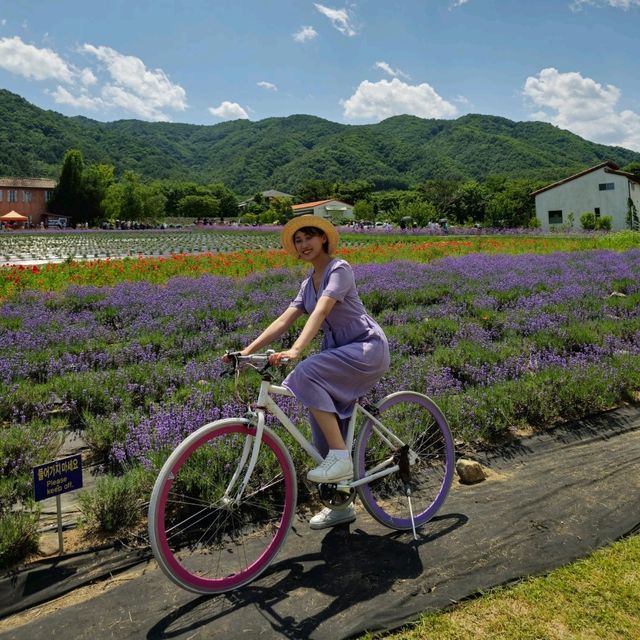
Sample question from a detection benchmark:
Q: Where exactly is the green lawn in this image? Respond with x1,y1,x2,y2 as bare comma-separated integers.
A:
364,534,640,640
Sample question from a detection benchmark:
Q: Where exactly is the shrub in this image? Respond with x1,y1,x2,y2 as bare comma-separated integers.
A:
580,211,596,230
0,510,40,569
0,418,64,513
595,215,612,230
78,465,153,535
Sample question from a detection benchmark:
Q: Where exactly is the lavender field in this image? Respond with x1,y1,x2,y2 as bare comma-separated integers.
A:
1,246,639,558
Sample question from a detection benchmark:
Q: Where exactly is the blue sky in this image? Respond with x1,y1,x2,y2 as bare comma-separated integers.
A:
1,0,639,150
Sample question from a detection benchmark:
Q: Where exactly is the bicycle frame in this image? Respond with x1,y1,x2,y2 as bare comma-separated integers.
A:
224,376,409,505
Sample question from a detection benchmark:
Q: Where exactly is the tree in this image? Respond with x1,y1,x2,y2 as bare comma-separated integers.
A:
83,163,114,223
415,179,459,217
48,149,85,220
296,179,333,203
120,171,145,221
177,195,220,219
101,182,123,221
269,196,294,222
448,181,488,224
102,171,148,222
208,183,238,219
332,179,373,204
622,162,640,178
142,189,167,220
484,180,539,228
153,180,207,216
353,199,374,221
396,200,437,227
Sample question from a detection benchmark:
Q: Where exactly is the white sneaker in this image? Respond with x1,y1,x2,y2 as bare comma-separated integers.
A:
307,453,353,483
309,505,356,530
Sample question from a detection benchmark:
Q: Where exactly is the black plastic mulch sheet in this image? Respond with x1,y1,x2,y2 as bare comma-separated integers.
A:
2,405,639,640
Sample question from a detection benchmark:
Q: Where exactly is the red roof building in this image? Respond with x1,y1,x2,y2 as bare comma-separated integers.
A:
0,177,57,227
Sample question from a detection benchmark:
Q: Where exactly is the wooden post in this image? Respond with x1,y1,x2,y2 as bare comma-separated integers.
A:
56,494,64,554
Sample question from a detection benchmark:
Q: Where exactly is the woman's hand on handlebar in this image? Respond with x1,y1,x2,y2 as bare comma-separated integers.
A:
268,348,300,366
222,350,246,365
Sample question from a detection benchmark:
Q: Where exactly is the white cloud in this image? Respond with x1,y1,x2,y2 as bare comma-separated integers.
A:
1,19,6,26
342,78,458,121
99,84,164,121
208,101,249,120
450,0,471,6
523,67,640,151
293,25,318,42
374,61,410,80
79,67,97,86
314,4,357,36
257,80,277,91
0,36,74,82
81,44,187,120
570,0,640,10
49,85,104,110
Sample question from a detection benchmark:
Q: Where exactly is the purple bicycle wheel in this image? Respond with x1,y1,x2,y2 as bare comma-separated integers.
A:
355,392,455,530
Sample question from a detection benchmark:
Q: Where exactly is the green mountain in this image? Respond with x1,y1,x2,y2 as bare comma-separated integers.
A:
2,89,639,194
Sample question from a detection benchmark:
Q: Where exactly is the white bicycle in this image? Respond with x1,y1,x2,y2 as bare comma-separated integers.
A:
148,352,455,594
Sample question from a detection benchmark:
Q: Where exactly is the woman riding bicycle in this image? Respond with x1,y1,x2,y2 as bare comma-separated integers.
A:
230,214,390,529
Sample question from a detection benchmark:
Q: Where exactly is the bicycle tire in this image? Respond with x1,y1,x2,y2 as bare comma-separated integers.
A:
148,419,297,594
354,391,455,531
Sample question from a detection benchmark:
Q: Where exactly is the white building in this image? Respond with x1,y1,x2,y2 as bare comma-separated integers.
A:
291,199,354,222
532,161,640,231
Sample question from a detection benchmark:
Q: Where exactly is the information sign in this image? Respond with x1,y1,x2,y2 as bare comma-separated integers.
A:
33,454,83,502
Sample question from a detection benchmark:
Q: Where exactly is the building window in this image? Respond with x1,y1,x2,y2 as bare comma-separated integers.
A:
45,190,53,202
548,210,563,225
594,207,600,218
8,190,17,203
0,190,3,202
598,183,615,191
22,190,32,203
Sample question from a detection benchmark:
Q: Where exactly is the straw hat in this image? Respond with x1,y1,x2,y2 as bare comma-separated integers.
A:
281,215,340,258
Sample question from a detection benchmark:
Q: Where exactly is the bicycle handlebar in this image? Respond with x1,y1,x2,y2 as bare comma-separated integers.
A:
223,350,290,375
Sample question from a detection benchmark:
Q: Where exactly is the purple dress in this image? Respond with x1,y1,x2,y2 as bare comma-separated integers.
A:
282,258,390,456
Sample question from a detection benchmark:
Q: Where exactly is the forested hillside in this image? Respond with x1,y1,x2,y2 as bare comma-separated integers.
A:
2,89,639,195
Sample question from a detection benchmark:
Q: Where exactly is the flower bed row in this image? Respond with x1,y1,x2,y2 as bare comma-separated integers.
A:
2,230,635,302
2,247,638,469
0,224,606,266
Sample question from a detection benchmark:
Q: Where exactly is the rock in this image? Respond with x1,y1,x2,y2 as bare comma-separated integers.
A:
456,458,487,485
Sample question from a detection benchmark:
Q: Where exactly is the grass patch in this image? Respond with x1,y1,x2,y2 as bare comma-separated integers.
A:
364,534,640,640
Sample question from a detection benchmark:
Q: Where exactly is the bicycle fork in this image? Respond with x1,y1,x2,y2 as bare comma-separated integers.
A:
221,410,265,508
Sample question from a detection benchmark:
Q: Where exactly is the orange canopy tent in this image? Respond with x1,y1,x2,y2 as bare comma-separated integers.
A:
0,211,28,222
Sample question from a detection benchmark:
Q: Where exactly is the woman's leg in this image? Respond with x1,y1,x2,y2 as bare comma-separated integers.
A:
309,408,347,450
310,414,350,458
